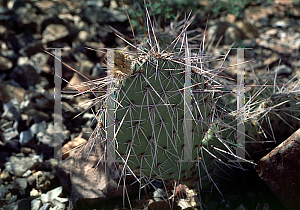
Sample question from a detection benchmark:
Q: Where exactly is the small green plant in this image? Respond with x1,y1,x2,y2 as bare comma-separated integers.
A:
123,0,199,35
210,0,252,18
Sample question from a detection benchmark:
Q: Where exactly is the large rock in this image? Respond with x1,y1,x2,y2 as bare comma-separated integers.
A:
255,128,300,209
55,145,139,209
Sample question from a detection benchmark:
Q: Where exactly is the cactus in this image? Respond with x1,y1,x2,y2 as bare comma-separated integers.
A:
113,51,233,189
64,5,300,208
77,18,252,193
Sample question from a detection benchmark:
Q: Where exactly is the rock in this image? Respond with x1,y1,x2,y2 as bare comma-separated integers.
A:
30,52,51,74
30,188,40,199
42,24,70,43
65,73,86,89
91,63,106,77
80,59,94,75
255,128,300,209
0,83,11,104
272,19,295,29
0,83,26,103
0,184,8,200
9,64,41,89
36,122,69,147
225,13,236,24
1,49,18,60
83,7,127,24
295,59,300,68
21,169,31,177
23,109,50,124
20,147,31,155
82,112,97,127
55,145,138,209
1,99,21,121
61,136,87,159
35,171,52,192
236,204,246,210
4,139,20,152
44,158,59,171
153,188,167,202
39,203,51,210
50,196,69,209
0,24,7,38
80,127,93,140
77,30,90,42
235,20,259,39
19,40,43,57
147,200,176,210
5,31,39,56
244,6,273,26
2,127,19,143
6,194,17,204
272,64,293,76
7,0,25,10
17,56,31,66
30,121,47,136
224,26,244,45
41,186,63,203
27,173,36,187
5,156,37,177
9,178,27,195
264,28,278,36
31,198,42,210
19,130,33,146
0,55,13,71
206,21,230,45
263,54,280,67
34,1,55,15
4,198,30,210
22,87,53,106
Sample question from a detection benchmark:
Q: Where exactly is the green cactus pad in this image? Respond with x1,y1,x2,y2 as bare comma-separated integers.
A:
112,53,238,188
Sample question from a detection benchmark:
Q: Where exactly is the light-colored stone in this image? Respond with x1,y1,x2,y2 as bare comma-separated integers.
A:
61,137,87,159
30,188,40,198
0,55,13,71
19,130,33,146
235,20,259,39
224,26,243,45
5,156,37,177
273,64,293,76
31,198,42,210
42,24,69,43
78,30,90,42
41,186,63,203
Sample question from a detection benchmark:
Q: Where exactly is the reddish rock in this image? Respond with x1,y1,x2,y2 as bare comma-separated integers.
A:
55,144,139,209
255,128,300,209
61,136,87,160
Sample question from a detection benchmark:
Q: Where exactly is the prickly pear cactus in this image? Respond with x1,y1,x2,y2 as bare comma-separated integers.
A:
88,37,255,193
114,52,224,186
70,8,300,201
